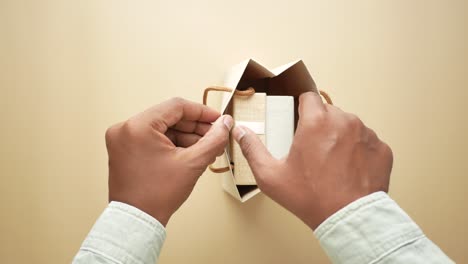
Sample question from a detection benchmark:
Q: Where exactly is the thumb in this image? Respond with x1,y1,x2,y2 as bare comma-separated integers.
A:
232,125,275,178
183,115,232,167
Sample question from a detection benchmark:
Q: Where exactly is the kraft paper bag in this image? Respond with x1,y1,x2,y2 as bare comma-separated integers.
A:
203,59,330,202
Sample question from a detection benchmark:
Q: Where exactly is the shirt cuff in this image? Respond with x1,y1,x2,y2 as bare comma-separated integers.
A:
314,192,424,264
79,201,167,264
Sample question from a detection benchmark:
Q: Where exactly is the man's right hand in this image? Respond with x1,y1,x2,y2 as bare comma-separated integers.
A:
232,92,393,230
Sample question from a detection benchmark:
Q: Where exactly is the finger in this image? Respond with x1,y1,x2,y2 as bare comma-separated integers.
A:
182,115,233,167
142,98,220,133
172,120,212,136
165,129,202,147
298,92,327,128
365,127,381,146
232,125,275,179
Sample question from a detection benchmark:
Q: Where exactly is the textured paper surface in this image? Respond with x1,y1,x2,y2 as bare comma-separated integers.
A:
231,93,266,185
266,96,294,159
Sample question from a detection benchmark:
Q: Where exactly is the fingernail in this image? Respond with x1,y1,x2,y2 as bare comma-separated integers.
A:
223,115,233,130
233,126,246,142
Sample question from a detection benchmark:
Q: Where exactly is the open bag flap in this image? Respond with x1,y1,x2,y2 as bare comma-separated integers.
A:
221,59,274,114
270,59,301,75
270,60,318,96
270,60,318,126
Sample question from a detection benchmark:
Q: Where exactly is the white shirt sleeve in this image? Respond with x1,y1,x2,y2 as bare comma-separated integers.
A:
314,191,454,264
73,192,453,264
72,201,166,264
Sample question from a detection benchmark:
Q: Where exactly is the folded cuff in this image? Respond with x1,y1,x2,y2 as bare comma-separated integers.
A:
79,202,166,264
314,192,424,264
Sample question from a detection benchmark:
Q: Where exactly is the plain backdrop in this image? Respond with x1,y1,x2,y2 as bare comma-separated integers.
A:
1,0,467,263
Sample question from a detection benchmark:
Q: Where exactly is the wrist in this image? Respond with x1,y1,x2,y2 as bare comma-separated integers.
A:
137,204,171,227
109,197,171,226
306,193,378,230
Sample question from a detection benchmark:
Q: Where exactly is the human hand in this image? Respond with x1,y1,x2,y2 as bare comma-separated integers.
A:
105,98,232,226
232,92,393,229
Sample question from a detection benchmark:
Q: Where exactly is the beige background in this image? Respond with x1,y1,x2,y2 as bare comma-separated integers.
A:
1,0,467,263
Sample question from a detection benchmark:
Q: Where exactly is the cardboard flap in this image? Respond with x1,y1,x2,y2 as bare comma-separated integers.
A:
270,60,317,96
237,60,274,90
222,59,274,114
221,59,251,113
270,61,318,126
270,59,301,75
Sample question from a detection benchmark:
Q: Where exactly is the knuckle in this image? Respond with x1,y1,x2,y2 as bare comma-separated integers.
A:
302,111,326,130
105,125,117,143
121,119,133,135
347,114,363,128
367,127,377,138
312,111,327,124
299,92,310,103
367,128,379,143
298,92,309,104
346,114,365,135
151,118,167,133
303,91,320,102
382,142,394,162
105,122,124,147
170,97,185,106
121,118,143,141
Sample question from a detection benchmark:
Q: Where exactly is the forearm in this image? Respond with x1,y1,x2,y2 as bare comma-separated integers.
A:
73,202,166,264
314,192,453,264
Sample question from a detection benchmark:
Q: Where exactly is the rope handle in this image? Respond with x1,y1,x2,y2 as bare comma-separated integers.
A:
203,86,255,173
203,86,256,105
319,90,333,105
202,86,333,173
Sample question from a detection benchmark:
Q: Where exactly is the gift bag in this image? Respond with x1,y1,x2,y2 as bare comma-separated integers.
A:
203,59,332,202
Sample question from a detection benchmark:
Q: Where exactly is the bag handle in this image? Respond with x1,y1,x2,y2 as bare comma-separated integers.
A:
203,86,256,105
203,86,332,105
318,90,333,105
203,86,255,173
202,86,333,173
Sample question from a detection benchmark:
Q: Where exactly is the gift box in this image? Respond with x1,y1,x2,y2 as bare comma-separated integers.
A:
203,59,332,202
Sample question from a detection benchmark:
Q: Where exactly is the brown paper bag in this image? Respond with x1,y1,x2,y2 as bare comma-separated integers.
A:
203,59,332,202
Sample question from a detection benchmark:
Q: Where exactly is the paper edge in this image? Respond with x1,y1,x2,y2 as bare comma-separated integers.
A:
220,59,252,113
271,59,302,76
